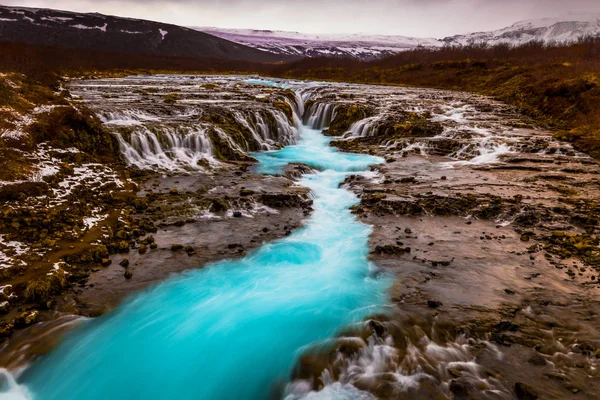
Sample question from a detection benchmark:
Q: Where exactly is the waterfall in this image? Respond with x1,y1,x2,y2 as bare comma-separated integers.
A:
303,103,338,130
346,116,380,137
96,103,299,171
115,126,214,171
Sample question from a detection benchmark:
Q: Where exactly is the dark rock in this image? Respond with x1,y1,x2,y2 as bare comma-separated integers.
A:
124,270,133,279
118,258,129,268
138,244,148,254
233,211,242,218
515,382,538,400
366,319,386,337
171,244,184,251
449,379,471,397
427,300,443,308
101,258,112,267
13,310,39,329
118,240,130,252
528,354,547,366
185,246,195,255
494,321,520,332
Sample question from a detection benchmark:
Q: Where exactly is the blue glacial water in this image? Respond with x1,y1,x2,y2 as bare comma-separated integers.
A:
4,89,391,400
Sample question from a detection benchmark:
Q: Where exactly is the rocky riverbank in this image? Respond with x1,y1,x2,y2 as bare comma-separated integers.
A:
2,75,599,399
0,75,313,367
285,83,600,399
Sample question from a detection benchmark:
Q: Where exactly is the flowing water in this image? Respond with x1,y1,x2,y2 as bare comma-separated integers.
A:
1,83,391,399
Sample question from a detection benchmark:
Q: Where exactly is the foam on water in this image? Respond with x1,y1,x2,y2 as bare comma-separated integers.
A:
3,83,390,400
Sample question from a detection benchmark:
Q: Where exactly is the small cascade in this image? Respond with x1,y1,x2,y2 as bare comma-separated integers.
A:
284,323,510,399
346,116,380,137
303,103,338,130
115,126,214,171
69,76,305,172
97,109,162,126
270,110,298,146
233,111,274,151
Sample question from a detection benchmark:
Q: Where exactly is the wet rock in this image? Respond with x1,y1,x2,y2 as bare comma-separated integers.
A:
0,302,10,315
133,198,149,211
118,240,130,252
0,322,13,338
427,300,443,308
210,198,229,212
233,211,242,218
115,230,129,240
171,243,184,251
240,189,255,196
366,319,386,337
41,239,57,248
528,353,547,366
494,321,520,332
124,270,133,279
449,379,472,397
185,246,195,256
149,243,158,250
374,245,411,255
101,258,112,267
173,220,186,227
514,382,538,400
139,244,148,254
13,310,39,329
119,258,129,268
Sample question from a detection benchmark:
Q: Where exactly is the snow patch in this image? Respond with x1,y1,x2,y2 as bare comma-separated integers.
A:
71,23,107,32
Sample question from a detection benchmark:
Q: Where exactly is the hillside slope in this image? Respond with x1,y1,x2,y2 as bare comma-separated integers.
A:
0,6,289,62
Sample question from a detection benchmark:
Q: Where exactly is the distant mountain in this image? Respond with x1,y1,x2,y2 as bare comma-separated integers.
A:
199,13,600,60
198,28,443,60
443,13,600,46
0,5,598,63
0,6,289,62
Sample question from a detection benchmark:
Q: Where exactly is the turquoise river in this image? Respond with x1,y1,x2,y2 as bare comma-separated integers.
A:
2,81,391,400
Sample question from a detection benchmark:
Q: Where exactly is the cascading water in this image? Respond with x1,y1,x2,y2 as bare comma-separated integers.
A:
345,117,380,138
115,125,215,171
2,81,391,400
303,103,337,130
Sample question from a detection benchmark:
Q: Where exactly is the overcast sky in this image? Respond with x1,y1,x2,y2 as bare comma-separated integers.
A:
3,0,600,37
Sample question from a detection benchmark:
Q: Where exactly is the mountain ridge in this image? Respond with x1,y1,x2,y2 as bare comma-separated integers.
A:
0,5,292,63
199,12,600,59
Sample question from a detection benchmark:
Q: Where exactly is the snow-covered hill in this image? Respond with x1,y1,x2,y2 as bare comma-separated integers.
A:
198,13,600,60
198,28,443,60
444,12,600,46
